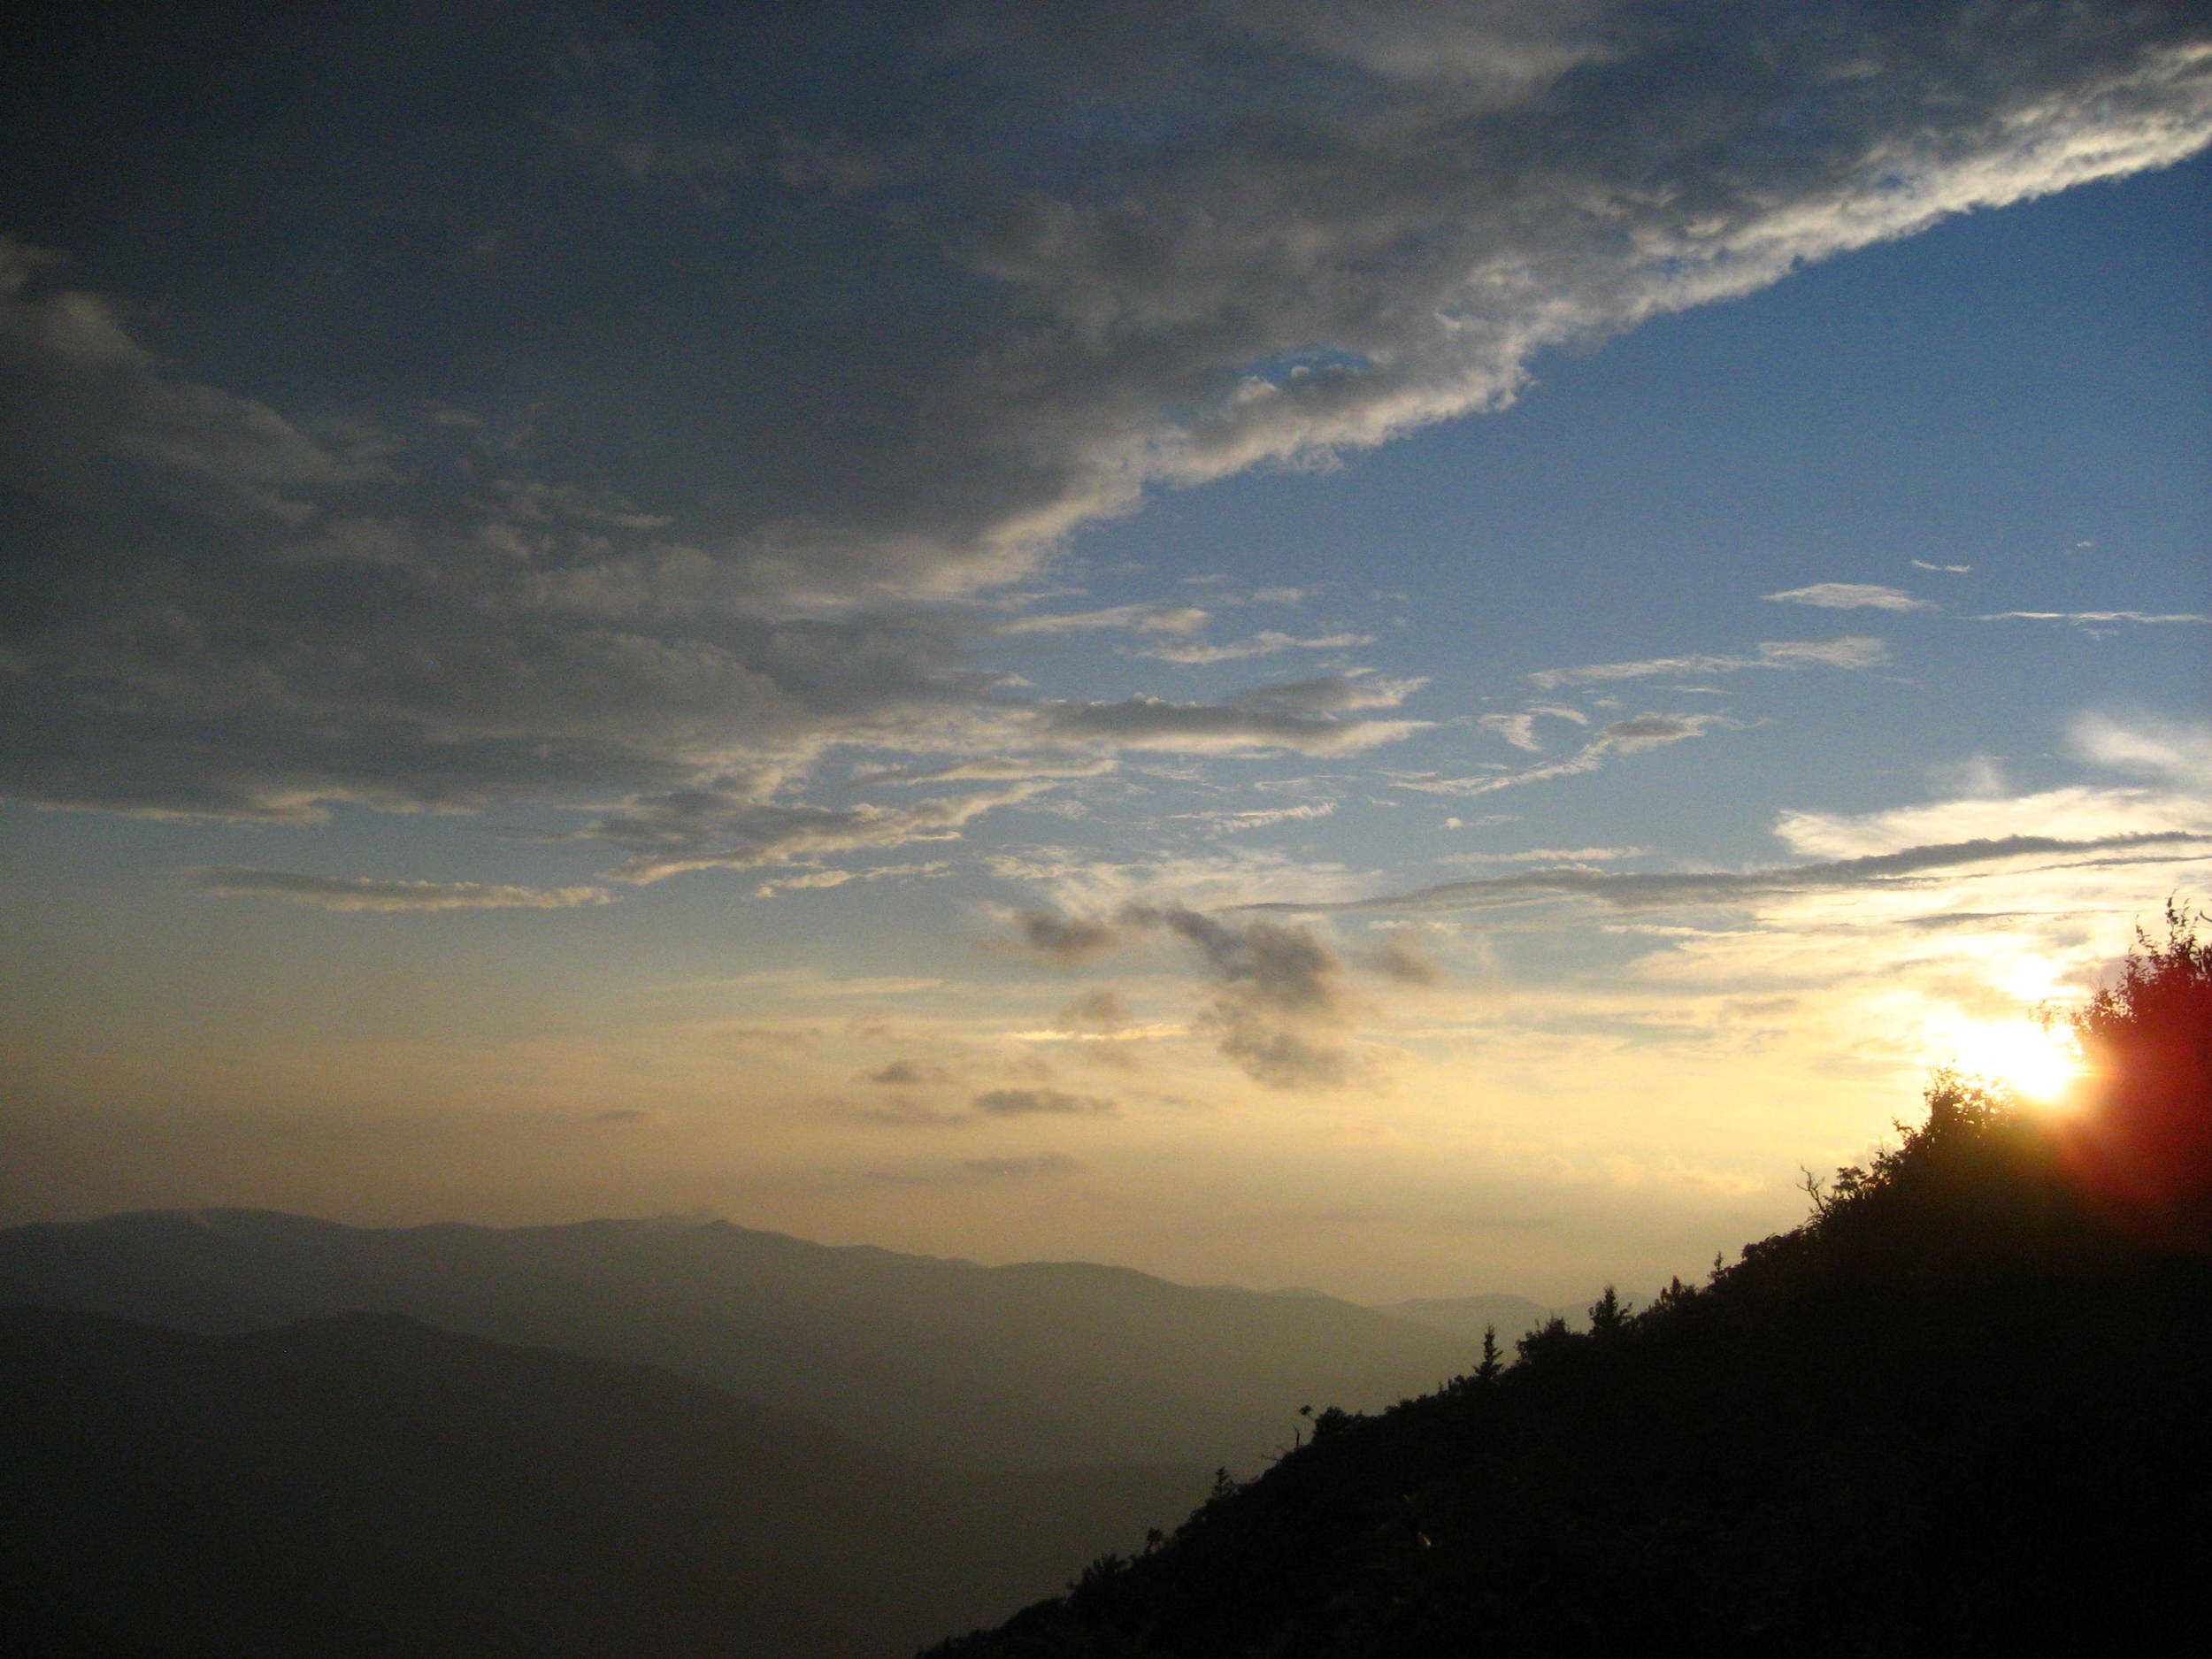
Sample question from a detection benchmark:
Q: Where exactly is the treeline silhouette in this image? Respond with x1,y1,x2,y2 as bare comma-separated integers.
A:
928,907,2212,1656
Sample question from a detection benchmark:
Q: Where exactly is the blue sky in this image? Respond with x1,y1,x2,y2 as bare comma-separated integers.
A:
3,3,2208,1300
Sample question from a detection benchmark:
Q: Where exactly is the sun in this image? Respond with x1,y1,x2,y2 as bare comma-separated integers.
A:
1940,1018,2084,1103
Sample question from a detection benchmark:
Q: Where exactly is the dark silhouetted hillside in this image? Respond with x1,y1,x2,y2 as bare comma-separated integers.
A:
925,912,2212,1656
0,1211,1464,1471
1367,1291,1568,1347
0,1308,1206,1659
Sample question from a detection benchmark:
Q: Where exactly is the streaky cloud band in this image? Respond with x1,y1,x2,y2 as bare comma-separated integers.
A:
1230,831,2212,918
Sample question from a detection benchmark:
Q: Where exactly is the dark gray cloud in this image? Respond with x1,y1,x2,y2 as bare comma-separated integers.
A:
1132,905,1366,1088
1057,990,1131,1032
1010,899,1367,1086
871,1152,1090,1185
1237,830,2212,918
3,3,2205,832
1365,929,1447,987
182,867,611,912
972,1087,1117,1116
867,1060,954,1087
1018,910,1124,961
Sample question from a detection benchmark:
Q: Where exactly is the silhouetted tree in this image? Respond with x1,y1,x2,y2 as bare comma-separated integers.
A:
1475,1324,1503,1385
2060,900,2212,1233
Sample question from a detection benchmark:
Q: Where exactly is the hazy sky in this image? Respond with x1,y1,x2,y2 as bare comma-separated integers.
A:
4,2,2208,1301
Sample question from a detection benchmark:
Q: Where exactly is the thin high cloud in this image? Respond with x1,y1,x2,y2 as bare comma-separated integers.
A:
1237,830,2212,918
1477,705,1589,751
1526,637,1887,690
584,781,1049,883
183,868,612,912
3,4,2204,831
1970,611,2208,625
998,604,1211,637
1038,671,1429,755
1391,712,1730,797
1138,630,1374,665
1763,583,1933,611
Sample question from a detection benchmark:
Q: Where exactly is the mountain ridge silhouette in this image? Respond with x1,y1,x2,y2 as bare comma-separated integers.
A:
0,1205,1470,1471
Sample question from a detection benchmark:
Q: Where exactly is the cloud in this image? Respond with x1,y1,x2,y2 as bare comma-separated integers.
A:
1763,582,1932,611
1365,928,1446,987
1477,712,1545,752
1240,830,2212,918
1129,905,1367,1089
1527,636,1887,690
871,1152,1090,1185
972,1087,1117,1117
866,1060,953,1087
585,781,1048,882
1056,990,1130,1032
1233,671,1426,715
1911,561,1973,574
4,4,2207,835
1171,802,1337,833
1138,630,1374,664
1017,909,1125,961
999,603,1211,636
2070,713,2212,789
182,867,612,912
1009,897,1371,1087
1438,846,1647,866
1391,712,1730,797
1038,694,1425,755
849,753,1119,786
1970,611,2208,625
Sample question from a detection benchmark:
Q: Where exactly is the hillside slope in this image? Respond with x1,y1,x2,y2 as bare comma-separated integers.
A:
0,1210,1464,1470
0,1308,1205,1659
927,916,2212,1655
930,1087,2212,1655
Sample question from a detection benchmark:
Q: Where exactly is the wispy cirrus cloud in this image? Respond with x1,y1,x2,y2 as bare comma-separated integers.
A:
183,868,612,912
1526,637,1887,690
1391,713,1732,798
1138,630,1374,665
1238,829,2212,918
1970,610,2208,625
585,781,1049,883
1037,671,1429,757
998,604,1211,637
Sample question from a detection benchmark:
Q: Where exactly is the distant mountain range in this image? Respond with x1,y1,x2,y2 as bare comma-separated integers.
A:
0,1208,1474,1471
0,1307,1207,1659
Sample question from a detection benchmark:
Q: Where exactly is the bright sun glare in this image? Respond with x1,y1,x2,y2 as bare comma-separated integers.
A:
1940,1019,2085,1103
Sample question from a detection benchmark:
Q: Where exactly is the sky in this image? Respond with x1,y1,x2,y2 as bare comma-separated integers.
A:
3,1,2208,1302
